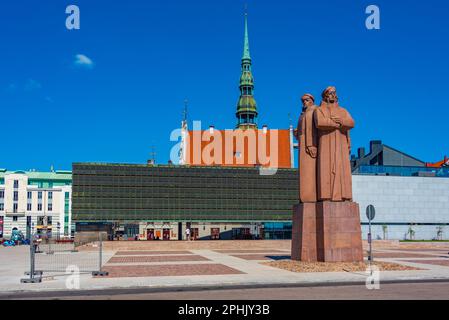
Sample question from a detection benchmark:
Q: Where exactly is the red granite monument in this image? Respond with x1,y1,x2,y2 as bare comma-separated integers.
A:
292,87,363,262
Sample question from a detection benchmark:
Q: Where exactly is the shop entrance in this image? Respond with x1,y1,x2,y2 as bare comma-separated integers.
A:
147,229,155,240
191,228,199,240
163,229,170,240
211,228,220,240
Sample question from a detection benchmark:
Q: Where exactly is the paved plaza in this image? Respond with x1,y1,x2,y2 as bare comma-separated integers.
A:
1,240,449,299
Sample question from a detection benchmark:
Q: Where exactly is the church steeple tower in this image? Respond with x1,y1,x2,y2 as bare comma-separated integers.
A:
236,12,258,129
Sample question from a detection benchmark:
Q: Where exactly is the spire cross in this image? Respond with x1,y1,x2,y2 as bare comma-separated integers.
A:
183,99,188,122
150,146,157,164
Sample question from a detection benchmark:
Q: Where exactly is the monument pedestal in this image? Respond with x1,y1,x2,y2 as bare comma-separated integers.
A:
292,203,318,262
292,201,364,262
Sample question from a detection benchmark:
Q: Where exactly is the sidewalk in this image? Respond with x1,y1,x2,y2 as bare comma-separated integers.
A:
1,243,449,296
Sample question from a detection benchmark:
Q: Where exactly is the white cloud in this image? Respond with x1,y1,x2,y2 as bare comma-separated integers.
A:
5,83,17,92
74,54,94,69
25,79,42,91
45,96,54,103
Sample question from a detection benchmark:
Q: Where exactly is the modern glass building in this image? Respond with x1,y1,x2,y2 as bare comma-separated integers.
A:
72,163,298,240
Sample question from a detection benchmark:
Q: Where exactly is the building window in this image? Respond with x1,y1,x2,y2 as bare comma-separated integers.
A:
38,192,42,200
13,216,18,222
13,180,19,189
0,191,4,199
27,192,32,200
47,216,52,225
27,203,32,211
0,203,4,211
13,191,19,201
48,203,53,211
38,203,42,211
13,203,18,213
48,192,53,200
37,216,44,226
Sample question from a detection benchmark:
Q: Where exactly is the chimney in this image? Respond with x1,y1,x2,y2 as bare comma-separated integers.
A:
358,147,365,159
262,125,268,134
370,140,382,153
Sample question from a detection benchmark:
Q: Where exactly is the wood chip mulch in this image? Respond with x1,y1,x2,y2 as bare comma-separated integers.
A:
262,260,421,273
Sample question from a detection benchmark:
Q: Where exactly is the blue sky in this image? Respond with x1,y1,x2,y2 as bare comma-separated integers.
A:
1,0,448,171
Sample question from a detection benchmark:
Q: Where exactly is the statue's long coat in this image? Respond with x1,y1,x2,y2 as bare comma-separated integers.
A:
314,102,354,201
297,105,318,203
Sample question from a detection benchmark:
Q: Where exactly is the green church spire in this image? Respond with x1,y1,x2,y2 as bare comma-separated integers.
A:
236,12,258,129
242,13,251,61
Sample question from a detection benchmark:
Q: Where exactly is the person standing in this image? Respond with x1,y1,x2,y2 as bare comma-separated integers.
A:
185,227,191,241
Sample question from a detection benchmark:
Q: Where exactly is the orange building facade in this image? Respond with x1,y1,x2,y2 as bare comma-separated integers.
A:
181,127,295,169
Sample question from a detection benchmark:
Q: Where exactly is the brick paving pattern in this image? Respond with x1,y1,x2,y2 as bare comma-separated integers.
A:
115,250,193,255
368,252,444,258
387,248,449,253
404,260,449,267
97,240,292,252
102,264,245,277
231,254,291,261
213,249,285,254
96,242,449,280
108,255,210,263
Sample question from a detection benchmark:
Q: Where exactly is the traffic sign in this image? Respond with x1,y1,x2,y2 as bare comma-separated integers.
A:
366,205,376,221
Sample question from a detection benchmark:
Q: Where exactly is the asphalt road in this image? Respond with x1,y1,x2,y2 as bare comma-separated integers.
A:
7,282,449,300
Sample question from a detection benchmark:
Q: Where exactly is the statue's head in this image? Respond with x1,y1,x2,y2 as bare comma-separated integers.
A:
322,86,338,104
301,94,315,111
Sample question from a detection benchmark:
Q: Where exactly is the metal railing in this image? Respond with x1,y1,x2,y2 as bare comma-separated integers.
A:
355,165,449,177
21,232,108,283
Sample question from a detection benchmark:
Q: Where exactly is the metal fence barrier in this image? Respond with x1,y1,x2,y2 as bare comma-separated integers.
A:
21,232,108,283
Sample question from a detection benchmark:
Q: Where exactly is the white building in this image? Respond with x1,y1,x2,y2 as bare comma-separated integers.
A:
0,169,72,239
353,175,449,241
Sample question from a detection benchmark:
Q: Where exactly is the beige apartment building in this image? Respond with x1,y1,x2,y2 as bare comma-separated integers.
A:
0,169,72,239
